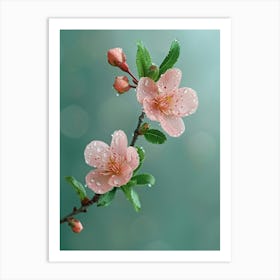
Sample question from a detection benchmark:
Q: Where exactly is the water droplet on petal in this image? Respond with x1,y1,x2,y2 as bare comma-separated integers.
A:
113,179,120,185
96,181,101,186
147,184,152,188
97,147,103,152
90,178,95,183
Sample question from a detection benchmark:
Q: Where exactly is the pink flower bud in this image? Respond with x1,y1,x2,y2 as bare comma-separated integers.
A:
68,218,83,233
113,76,131,93
107,48,129,72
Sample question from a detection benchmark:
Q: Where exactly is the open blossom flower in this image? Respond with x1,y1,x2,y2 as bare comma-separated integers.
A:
84,130,139,194
136,68,198,137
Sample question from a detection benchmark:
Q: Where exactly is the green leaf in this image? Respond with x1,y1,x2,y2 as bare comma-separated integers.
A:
133,146,145,175
136,146,145,162
132,173,156,187
158,40,180,77
126,179,137,188
121,185,141,212
65,176,87,200
97,188,117,207
144,129,167,144
136,41,152,78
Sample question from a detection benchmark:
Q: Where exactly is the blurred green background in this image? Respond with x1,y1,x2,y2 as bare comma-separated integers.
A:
60,30,220,250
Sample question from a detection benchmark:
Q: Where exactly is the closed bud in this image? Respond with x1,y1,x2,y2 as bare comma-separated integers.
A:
68,218,83,233
113,76,131,94
107,48,129,72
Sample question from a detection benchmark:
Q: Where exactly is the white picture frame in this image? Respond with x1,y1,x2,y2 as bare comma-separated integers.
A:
49,17,231,262
0,0,279,279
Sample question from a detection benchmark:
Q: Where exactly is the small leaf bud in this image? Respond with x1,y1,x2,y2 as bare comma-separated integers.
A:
147,64,159,81
138,122,150,135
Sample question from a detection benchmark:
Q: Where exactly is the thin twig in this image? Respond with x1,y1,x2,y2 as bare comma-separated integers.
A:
127,69,139,85
130,111,145,147
60,194,100,224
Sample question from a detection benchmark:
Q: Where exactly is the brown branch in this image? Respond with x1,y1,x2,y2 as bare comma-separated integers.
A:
60,194,100,224
130,111,145,147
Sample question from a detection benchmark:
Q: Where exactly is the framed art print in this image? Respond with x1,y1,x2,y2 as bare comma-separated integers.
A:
49,18,231,262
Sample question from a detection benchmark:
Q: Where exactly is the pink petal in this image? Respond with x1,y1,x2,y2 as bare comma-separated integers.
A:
108,164,133,187
171,87,198,117
111,130,128,157
126,146,139,170
84,141,110,168
86,170,114,194
159,115,185,137
143,98,160,121
157,68,182,93
136,77,158,104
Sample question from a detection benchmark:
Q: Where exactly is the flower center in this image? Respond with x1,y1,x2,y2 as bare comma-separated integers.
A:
107,154,123,175
154,94,174,115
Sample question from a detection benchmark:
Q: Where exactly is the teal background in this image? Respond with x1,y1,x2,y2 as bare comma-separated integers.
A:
60,30,220,250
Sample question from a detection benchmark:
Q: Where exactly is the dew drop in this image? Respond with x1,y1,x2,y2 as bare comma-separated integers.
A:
113,179,120,185
90,178,95,183
97,147,103,152
147,184,152,188
116,93,120,97
96,181,101,186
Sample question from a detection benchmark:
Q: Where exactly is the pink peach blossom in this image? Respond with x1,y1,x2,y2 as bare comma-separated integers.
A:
113,76,130,93
136,68,198,137
84,130,139,194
